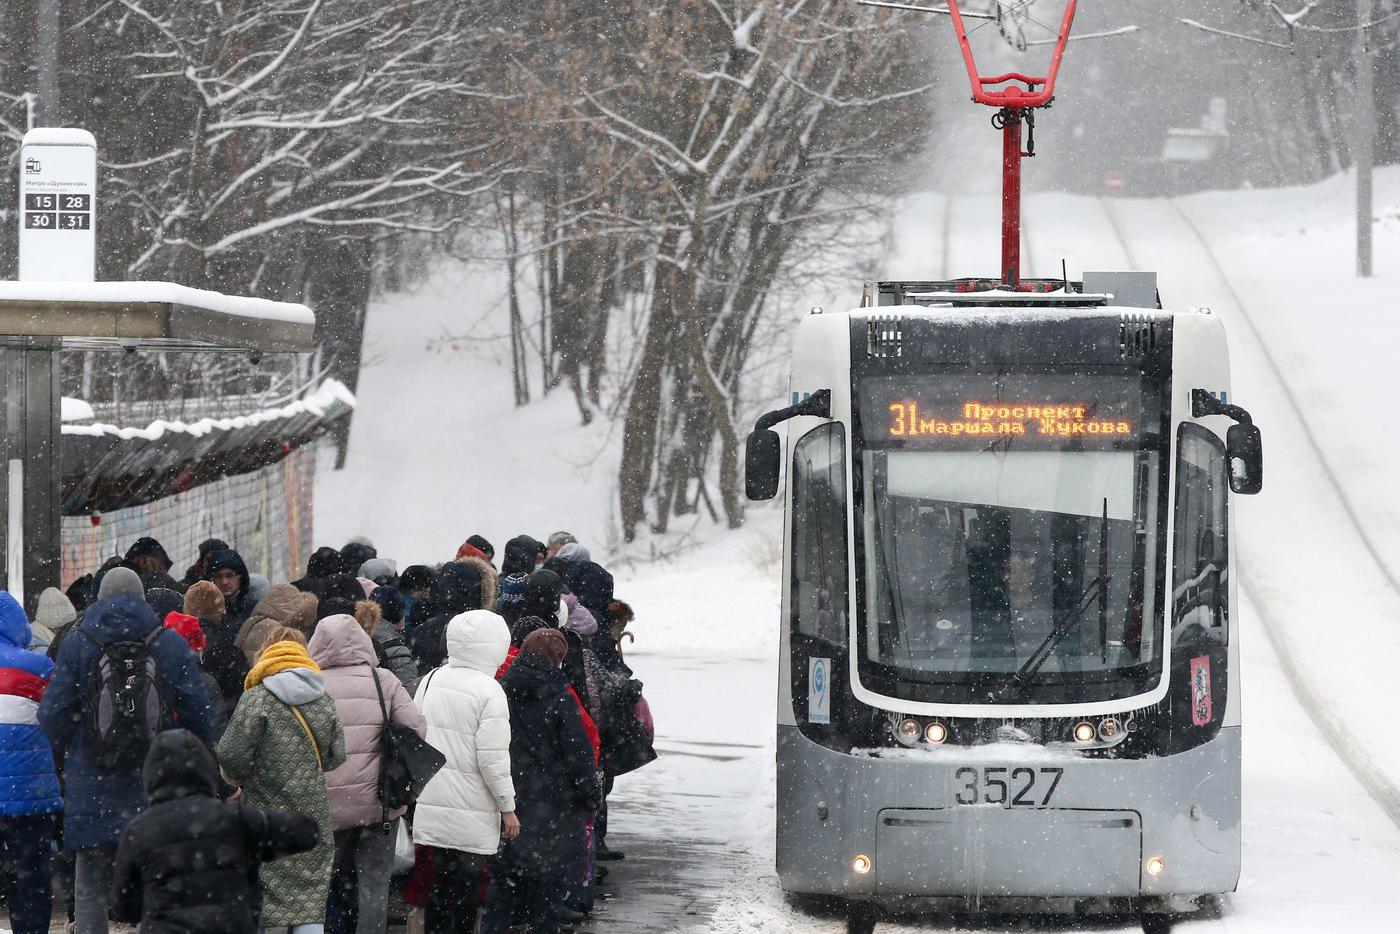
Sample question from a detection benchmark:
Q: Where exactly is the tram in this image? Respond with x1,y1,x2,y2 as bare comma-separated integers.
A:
744,2,1263,929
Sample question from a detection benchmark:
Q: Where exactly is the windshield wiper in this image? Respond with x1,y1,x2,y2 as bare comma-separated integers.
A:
996,497,1114,700
993,573,1111,701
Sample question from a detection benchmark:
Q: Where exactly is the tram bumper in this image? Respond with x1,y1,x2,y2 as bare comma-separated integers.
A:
776,724,1240,901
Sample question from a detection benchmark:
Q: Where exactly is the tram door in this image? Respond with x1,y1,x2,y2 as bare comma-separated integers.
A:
789,424,851,744
1165,424,1230,750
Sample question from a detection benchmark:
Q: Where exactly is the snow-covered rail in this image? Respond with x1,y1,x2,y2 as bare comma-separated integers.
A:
1095,194,1400,831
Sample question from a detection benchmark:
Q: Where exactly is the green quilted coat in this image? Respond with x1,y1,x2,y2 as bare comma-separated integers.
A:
218,673,346,928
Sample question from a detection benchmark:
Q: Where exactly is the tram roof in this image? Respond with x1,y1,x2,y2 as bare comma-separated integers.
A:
868,273,1160,312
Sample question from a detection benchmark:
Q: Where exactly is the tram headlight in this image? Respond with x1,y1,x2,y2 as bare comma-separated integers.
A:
852,854,872,875
1073,721,1096,743
923,721,948,745
895,718,922,747
1098,717,1122,741
1146,855,1166,877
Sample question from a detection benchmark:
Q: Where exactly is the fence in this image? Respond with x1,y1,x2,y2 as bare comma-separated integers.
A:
60,444,318,588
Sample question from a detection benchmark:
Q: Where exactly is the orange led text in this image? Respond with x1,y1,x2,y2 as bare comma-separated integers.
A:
888,401,1133,439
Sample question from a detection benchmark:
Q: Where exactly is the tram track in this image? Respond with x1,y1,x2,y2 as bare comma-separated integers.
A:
1099,196,1400,598
1095,194,1400,831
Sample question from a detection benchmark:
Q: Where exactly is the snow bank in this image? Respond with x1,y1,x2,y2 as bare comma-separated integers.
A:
60,397,94,422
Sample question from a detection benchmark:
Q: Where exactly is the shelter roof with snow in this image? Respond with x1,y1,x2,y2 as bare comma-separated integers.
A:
0,281,315,351
60,380,353,514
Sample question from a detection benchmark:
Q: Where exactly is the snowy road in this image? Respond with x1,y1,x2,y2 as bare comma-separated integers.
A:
567,550,1400,933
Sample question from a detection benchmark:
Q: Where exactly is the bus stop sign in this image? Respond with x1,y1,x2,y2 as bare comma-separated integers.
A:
19,128,97,282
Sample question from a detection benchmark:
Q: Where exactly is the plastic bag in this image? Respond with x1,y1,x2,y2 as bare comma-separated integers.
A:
393,819,416,875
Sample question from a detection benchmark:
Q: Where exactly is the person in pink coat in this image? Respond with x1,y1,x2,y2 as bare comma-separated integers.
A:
309,612,427,934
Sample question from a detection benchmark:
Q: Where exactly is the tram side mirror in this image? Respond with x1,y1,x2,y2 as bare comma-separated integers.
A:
746,429,782,501
1226,423,1263,495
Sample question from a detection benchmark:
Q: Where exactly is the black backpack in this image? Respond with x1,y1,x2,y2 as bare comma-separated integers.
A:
81,629,166,770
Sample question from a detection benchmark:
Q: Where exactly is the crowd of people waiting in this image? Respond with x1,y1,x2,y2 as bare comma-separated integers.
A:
0,531,654,934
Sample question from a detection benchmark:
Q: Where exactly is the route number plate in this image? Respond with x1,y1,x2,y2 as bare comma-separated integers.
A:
953,766,1064,808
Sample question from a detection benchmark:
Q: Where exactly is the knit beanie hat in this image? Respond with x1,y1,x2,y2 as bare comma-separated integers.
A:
98,567,144,601
163,612,207,652
510,615,551,647
34,587,77,634
358,558,398,583
455,542,489,562
497,572,528,617
520,628,568,668
184,581,225,622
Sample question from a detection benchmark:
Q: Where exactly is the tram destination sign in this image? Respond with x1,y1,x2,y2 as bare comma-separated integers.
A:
860,372,1143,448
887,400,1135,440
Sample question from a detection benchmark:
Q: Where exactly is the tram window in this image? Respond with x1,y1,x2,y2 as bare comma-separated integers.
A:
791,424,848,646
861,447,1161,682
1172,425,1229,643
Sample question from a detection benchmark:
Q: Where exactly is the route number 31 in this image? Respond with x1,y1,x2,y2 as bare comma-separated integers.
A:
954,766,1064,807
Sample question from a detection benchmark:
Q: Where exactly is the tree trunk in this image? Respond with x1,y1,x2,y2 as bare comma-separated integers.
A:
618,236,679,541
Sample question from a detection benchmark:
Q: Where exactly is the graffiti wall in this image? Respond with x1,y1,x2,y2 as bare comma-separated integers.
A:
61,445,318,588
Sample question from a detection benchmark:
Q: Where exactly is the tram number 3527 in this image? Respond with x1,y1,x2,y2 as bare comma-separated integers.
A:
954,766,1064,808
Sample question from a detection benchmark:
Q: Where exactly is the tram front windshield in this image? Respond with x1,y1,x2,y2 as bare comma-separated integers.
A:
856,369,1165,704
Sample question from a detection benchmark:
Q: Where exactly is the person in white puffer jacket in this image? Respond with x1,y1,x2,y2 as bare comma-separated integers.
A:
411,609,519,933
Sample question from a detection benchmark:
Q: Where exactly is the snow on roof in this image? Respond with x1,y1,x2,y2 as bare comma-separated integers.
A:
0,280,313,326
61,379,354,440
61,397,94,423
22,127,97,147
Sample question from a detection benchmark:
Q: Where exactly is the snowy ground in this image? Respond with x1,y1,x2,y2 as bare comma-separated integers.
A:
309,167,1400,933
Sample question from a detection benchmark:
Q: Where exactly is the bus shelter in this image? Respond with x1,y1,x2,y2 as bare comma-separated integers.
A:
0,280,314,612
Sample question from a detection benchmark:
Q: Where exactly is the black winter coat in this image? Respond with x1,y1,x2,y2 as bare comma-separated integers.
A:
411,562,487,675
200,617,249,704
110,729,318,934
496,652,601,876
198,669,231,743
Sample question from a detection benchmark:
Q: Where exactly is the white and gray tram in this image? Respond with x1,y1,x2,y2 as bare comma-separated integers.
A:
745,274,1263,928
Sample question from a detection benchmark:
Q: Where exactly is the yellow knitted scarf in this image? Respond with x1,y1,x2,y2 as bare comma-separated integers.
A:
245,640,321,691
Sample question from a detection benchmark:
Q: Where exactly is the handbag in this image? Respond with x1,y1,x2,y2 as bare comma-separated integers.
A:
369,666,447,827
